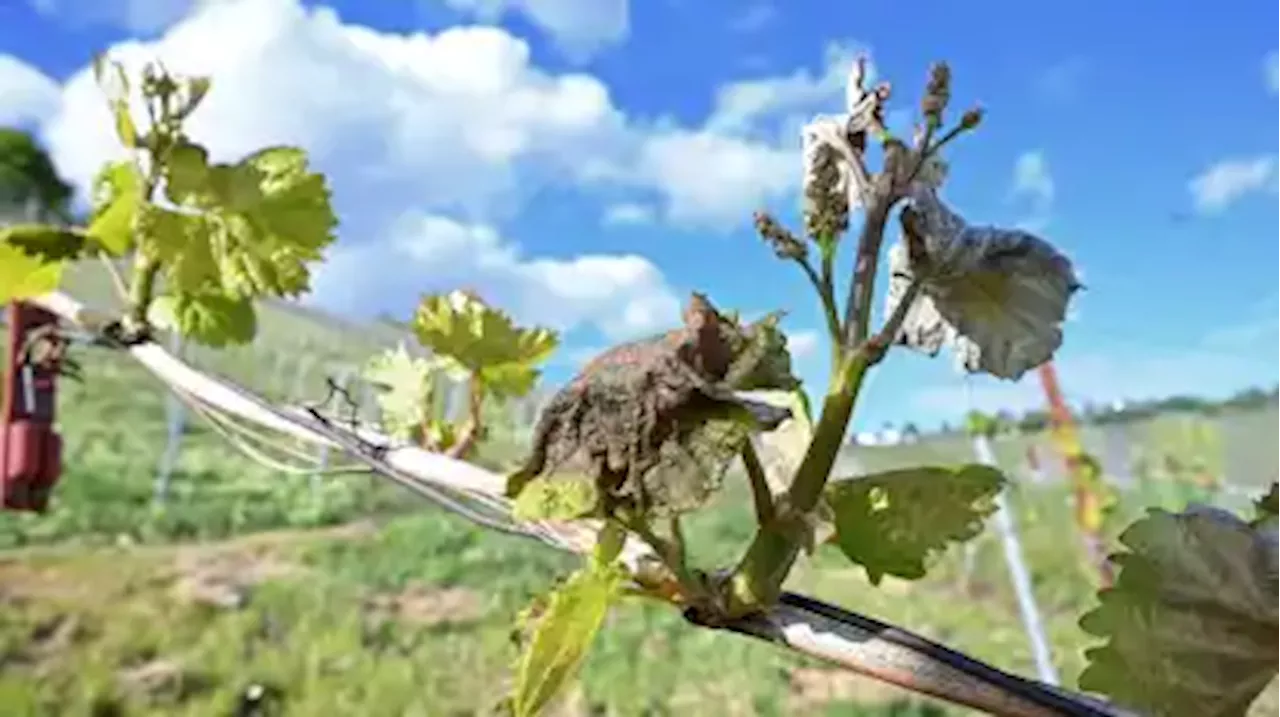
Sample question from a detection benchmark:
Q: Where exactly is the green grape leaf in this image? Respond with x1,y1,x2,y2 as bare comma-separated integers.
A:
1078,506,1278,717
824,465,1005,584
87,161,142,256
362,344,440,442
412,290,558,400
0,241,63,302
148,144,337,300
1,224,92,262
138,204,221,290
91,56,137,148
512,474,600,523
147,291,257,347
511,560,626,717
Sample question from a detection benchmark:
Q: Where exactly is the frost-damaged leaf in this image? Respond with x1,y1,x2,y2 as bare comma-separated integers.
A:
885,179,1081,380
1078,506,1279,717
362,344,440,442
511,534,626,717
512,474,600,522
825,465,1004,584
147,291,256,347
412,290,558,401
154,143,337,300
509,293,796,520
87,160,142,256
0,241,63,302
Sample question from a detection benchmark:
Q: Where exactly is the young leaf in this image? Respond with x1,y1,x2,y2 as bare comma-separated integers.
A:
361,344,440,442
87,160,142,256
412,290,558,400
1078,506,1278,717
147,291,257,347
511,561,626,717
824,465,1004,584
0,241,63,302
1251,482,1277,527
91,55,137,148
150,145,337,300
512,474,600,523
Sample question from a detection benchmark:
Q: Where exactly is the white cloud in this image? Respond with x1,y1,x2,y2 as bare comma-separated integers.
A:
0,0,867,336
787,329,820,359
1009,150,1054,230
313,212,681,341
704,43,863,135
0,55,61,126
1266,51,1278,94
443,0,629,62
602,202,654,226
1188,156,1276,214
27,0,198,33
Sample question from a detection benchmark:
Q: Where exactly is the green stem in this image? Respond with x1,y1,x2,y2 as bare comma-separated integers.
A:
727,352,870,611
796,257,841,347
126,254,161,331
740,440,776,526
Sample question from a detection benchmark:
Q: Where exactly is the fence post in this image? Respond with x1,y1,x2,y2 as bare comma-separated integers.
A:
153,332,187,505
971,430,1060,686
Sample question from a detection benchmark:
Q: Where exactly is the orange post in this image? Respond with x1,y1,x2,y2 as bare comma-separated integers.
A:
1037,362,1114,586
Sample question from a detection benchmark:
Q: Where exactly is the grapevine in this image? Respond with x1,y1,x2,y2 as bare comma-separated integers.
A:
2,50,1276,717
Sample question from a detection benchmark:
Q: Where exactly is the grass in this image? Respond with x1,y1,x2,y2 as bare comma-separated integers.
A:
0,269,1276,714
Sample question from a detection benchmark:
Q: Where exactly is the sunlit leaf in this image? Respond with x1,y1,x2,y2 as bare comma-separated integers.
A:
1078,506,1278,717
147,291,256,347
825,465,1004,584
173,76,211,120
148,144,337,301
87,160,142,256
511,560,626,717
512,474,600,523
0,242,63,302
361,344,440,443
412,290,558,400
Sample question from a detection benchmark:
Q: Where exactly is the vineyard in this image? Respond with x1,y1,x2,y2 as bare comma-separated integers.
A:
0,36,1276,717
0,266,1274,714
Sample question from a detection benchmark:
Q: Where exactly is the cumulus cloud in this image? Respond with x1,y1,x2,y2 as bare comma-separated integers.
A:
1266,51,1278,94
787,329,820,359
601,202,654,226
0,0,862,337
443,0,629,62
1009,150,1055,231
1189,156,1276,214
0,55,61,126
27,0,198,33
313,213,680,340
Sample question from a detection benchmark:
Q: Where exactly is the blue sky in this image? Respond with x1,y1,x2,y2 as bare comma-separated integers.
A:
1,0,1276,432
